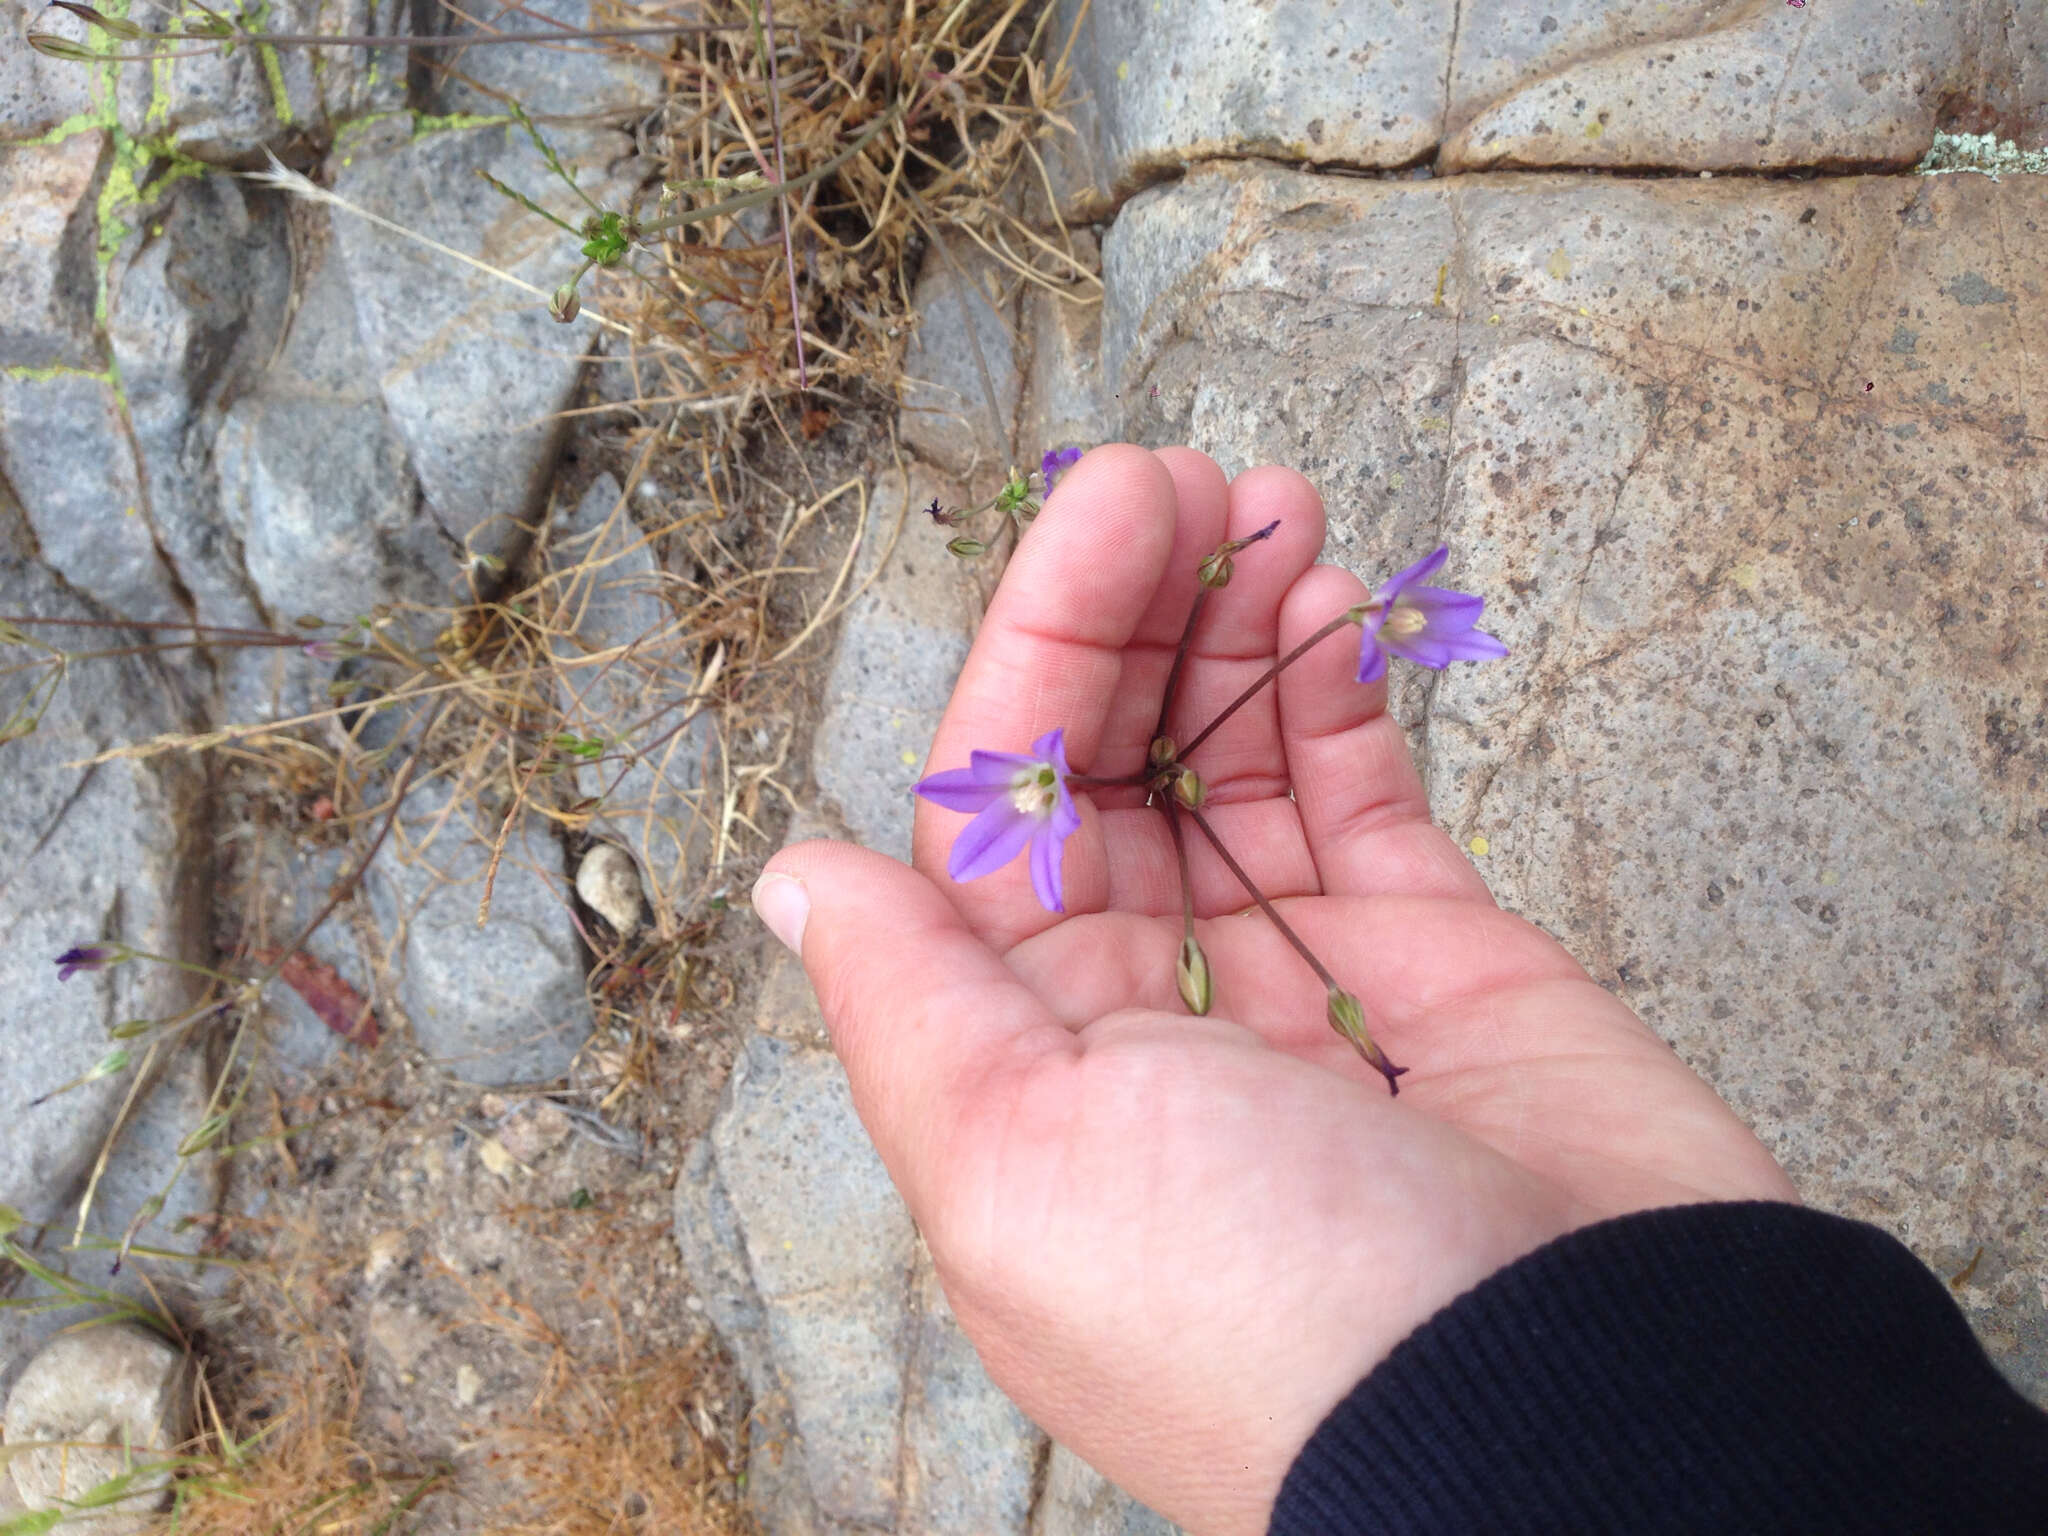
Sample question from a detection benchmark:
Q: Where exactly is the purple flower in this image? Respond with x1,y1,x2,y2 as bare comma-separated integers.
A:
1040,446,1083,495
300,640,340,662
914,728,1081,913
55,946,114,982
1355,547,1510,685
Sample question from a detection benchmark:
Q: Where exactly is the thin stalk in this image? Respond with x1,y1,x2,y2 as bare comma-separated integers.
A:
1183,805,1339,993
1154,588,1209,743
1066,772,1148,791
1177,613,1354,762
1163,801,1196,944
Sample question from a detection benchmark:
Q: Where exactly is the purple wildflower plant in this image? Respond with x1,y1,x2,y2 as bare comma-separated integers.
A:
55,945,116,982
914,727,1081,913
1040,446,1083,495
1353,546,1510,685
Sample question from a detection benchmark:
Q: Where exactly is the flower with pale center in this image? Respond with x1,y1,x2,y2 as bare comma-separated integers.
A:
1354,546,1509,685
1040,446,1084,495
914,728,1081,913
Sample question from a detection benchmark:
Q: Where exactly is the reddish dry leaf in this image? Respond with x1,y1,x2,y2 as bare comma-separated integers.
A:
258,948,379,1047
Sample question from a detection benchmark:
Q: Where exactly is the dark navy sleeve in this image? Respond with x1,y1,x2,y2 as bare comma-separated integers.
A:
1269,1202,2048,1535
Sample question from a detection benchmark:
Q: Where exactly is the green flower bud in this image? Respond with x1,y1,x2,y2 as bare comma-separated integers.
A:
85,1047,131,1083
549,284,582,323
1148,735,1177,768
1176,936,1212,1016
0,1203,22,1239
1171,768,1207,809
946,536,988,558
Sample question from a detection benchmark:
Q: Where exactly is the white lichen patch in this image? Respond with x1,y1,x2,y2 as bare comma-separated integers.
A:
1915,132,2048,180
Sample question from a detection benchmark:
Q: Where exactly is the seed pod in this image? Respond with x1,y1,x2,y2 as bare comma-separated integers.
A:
549,284,582,323
1148,735,1177,768
946,536,988,558
1172,768,1207,809
1197,551,1233,589
1176,936,1213,1016
1326,987,1407,1095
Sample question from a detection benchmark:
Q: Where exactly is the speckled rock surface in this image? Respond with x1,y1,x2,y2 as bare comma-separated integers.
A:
1048,0,1455,209
1045,0,2048,199
1441,0,2048,173
1100,158,2048,1397
3,1324,191,1532
675,1017,1042,1534
327,115,613,576
365,779,592,1086
900,246,1023,479
810,468,982,862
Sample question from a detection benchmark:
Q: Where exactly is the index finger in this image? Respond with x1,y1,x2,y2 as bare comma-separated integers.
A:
911,446,1202,942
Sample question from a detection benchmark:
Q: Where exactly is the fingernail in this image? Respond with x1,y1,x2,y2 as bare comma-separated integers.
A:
751,871,810,955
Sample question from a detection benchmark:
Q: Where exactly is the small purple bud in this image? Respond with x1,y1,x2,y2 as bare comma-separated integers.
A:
301,640,340,662
923,497,946,523
55,945,116,982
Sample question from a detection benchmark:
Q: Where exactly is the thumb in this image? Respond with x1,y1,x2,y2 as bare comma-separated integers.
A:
751,839,1067,1215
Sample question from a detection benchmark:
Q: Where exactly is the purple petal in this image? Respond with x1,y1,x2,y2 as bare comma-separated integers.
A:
1376,546,1449,604
915,767,1006,813
1029,823,1067,913
1382,634,1454,669
1402,586,1486,629
948,800,1038,883
1041,446,1084,493
1030,727,1069,772
1437,629,1510,662
1355,636,1389,685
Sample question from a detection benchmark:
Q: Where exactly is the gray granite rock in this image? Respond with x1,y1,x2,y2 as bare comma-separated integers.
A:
674,978,1047,1534
810,468,982,862
431,0,668,120
106,170,292,631
1018,230,1115,461
1442,0,2048,174
549,472,709,904
212,212,454,639
365,778,591,1086
0,553,209,1241
1101,159,2048,1398
1047,0,1454,212
0,131,101,370
0,0,95,142
3,1323,191,1533
0,550,219,1396
900,246,1022,479
113,0,327,164
327,115,615,576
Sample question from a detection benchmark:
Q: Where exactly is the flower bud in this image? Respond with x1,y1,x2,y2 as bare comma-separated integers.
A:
1176,936,1212,1016
0,1203,22,1239
946,536,987,558
1148,735,1177,768
1326,987,1407,1095
1197,551,1233,589
549,284,582,323
1171,768,1206,809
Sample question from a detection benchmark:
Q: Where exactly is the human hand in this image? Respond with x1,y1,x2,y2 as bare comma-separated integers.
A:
753,445,1794,1536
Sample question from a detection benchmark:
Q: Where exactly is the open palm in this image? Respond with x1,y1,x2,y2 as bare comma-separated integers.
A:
764,445,1792,1536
